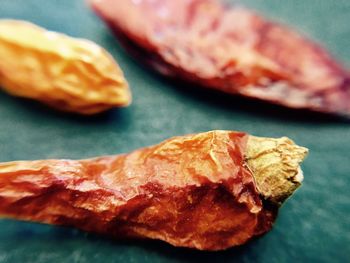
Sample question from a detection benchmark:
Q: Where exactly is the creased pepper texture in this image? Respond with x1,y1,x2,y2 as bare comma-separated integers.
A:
0,131,308,251
0,20,131,114
91,0,350,116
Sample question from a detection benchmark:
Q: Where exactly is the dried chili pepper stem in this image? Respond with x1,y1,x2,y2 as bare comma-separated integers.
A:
0,131,307,250
246,136,306,205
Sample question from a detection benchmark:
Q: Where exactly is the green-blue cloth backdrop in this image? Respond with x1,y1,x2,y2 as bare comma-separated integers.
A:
0,0,349,262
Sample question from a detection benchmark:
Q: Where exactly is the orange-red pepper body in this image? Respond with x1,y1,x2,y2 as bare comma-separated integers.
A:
0,131,307,250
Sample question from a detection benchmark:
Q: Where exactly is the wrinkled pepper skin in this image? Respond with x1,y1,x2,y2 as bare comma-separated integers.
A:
0,131,307,251
0,20,131,114
91,0,350,116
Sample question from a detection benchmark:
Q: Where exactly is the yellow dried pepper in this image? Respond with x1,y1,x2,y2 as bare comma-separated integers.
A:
0,20,131,114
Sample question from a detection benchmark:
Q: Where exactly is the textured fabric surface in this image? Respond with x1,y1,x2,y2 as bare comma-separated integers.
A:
0,0,349,262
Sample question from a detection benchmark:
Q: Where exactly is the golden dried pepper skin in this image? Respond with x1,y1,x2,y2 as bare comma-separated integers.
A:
0,131,307,251
0,20,131,114
91,0,350,116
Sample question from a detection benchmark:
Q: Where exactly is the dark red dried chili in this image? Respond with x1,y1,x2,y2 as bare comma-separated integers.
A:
91,0,350,116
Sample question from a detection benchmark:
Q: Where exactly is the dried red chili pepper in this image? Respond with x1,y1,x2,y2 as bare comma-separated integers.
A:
0,131,307,250
91,0,350,116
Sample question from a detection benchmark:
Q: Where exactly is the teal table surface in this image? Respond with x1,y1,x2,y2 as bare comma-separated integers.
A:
0,1,349,262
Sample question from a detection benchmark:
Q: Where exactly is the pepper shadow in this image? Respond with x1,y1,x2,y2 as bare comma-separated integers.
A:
0,91,131,126
2,220,266,263
155,77,350,124
79,227,269,263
